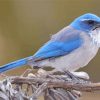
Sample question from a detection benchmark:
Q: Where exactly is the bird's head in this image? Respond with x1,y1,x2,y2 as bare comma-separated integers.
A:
70,13,100,32
70,13,100,45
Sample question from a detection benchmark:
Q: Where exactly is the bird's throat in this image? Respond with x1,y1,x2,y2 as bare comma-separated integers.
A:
90,28,100,47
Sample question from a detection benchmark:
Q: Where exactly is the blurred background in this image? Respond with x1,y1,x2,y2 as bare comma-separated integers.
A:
0,0,100,99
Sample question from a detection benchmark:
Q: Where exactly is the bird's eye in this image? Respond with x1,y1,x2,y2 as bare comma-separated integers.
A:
87,20,95,25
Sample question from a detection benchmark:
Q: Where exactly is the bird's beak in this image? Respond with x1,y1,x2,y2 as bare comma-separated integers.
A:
93,23,100,30
96,23,100,27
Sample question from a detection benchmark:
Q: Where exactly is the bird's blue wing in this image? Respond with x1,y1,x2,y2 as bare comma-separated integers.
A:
33,27,83,61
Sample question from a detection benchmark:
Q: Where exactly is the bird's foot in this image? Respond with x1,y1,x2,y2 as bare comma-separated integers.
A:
71,71,90,80
64,70,90,81
21,68,33,77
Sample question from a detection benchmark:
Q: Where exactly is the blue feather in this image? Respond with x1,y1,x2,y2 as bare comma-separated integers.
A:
33,33,83,60
0,56,33,73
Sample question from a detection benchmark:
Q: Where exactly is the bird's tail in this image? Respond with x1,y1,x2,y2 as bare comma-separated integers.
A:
0,56,33,73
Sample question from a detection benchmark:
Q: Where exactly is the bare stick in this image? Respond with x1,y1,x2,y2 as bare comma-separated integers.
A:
0,69,100,100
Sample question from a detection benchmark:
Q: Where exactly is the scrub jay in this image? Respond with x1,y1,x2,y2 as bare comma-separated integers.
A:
0,13,100,74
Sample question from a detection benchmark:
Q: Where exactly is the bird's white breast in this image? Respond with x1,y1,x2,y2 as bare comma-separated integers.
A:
38,31,99,72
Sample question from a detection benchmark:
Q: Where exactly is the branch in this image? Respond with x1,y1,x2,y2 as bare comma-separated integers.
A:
11,76,100,92
0,69,100,100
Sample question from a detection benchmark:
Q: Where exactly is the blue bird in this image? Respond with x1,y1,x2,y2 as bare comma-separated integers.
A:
0,13,100,73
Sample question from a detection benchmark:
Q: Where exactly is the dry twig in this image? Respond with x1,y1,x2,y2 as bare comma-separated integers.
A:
0,69,100,100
